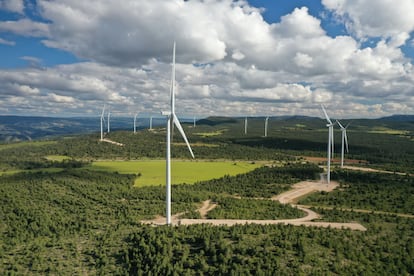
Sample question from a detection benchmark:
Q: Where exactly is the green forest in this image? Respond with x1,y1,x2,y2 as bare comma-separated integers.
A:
1,117,413,274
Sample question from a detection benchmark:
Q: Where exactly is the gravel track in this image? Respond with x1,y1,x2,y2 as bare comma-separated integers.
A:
142,180,367,231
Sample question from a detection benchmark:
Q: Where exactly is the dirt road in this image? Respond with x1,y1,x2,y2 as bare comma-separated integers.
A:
141,180,367,231
272,181,338,204
101,138,124,146
198,199,218,219
341,165,413,176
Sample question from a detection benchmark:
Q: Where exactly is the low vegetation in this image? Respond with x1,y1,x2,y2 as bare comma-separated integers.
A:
2,164,320,274
299,170,414,215
206,197,305,219
124,215,414,275
0,116,413,274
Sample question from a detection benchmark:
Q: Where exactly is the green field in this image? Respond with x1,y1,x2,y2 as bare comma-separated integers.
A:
0,140,57,151
0,167,64,176
89,160,262,187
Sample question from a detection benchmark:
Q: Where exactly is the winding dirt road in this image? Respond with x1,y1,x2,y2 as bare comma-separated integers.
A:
141,180,367,231
100,138,124,146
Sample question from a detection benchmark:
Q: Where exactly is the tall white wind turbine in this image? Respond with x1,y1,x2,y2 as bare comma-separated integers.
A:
149,116,153,130
100,105,106,141
321,105,335,184
244,117,248,135
107,109,111,133
193,116,196,128
336,120,349,168
134,113,138,133
162,42,194,225
264,116,269,137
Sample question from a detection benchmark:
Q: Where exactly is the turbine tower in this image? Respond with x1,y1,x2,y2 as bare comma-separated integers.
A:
107,109,111,133
162,41,194,225
321,105,335,184
264,116,269,137
149,116,153,130
134,113,138,133
100,105,106,141
244,117,248,135
337,120,350,168
193,116,196,128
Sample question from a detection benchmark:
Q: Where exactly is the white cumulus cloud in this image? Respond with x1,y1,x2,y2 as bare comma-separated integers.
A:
0,0,24,14
0,37,15,45
0,0,413,118
0,19,49,37
322,0,414,45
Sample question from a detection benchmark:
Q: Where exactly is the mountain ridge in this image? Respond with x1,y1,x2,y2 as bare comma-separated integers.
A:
1,114,413,142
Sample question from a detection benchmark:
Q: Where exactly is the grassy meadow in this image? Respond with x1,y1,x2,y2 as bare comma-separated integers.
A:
88,160,262,187
0,167,64,176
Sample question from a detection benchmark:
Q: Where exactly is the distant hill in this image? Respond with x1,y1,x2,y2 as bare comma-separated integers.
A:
196,115,414,136
0,115,166,142
0,116,96,142
1,114,413,142
379,115,414,122
197,116,238,126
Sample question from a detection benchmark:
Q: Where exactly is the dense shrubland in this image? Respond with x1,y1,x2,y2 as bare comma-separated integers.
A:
206,197,305,219
1,164,322,274
0,118,413,274
1,163,414,274
124,214,414,275
177,163,322,198
299,170,414,214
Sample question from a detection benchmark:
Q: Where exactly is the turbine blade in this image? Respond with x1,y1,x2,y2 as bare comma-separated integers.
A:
170,41,176,115
321,105,332,124
170,117,175,141
344,130,349,153
331,127,334,157
168,42,177,141
102,111,106,124
336,120,344,129
101,104,105,119
172,114,194,158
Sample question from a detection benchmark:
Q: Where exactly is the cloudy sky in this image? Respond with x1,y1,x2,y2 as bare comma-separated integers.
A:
0,0,413,118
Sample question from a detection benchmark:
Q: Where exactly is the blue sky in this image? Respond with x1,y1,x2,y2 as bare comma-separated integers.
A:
0,0,413,118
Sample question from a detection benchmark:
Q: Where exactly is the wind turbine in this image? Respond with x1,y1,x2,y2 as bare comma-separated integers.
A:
264,116,269,137
133,113,138,133
149,116,153,130
244,117,248,135
162,41,194,225
100,105,106,141
321,105,335,184
193,116,196,128
336,120,350,168
107,108,111,133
